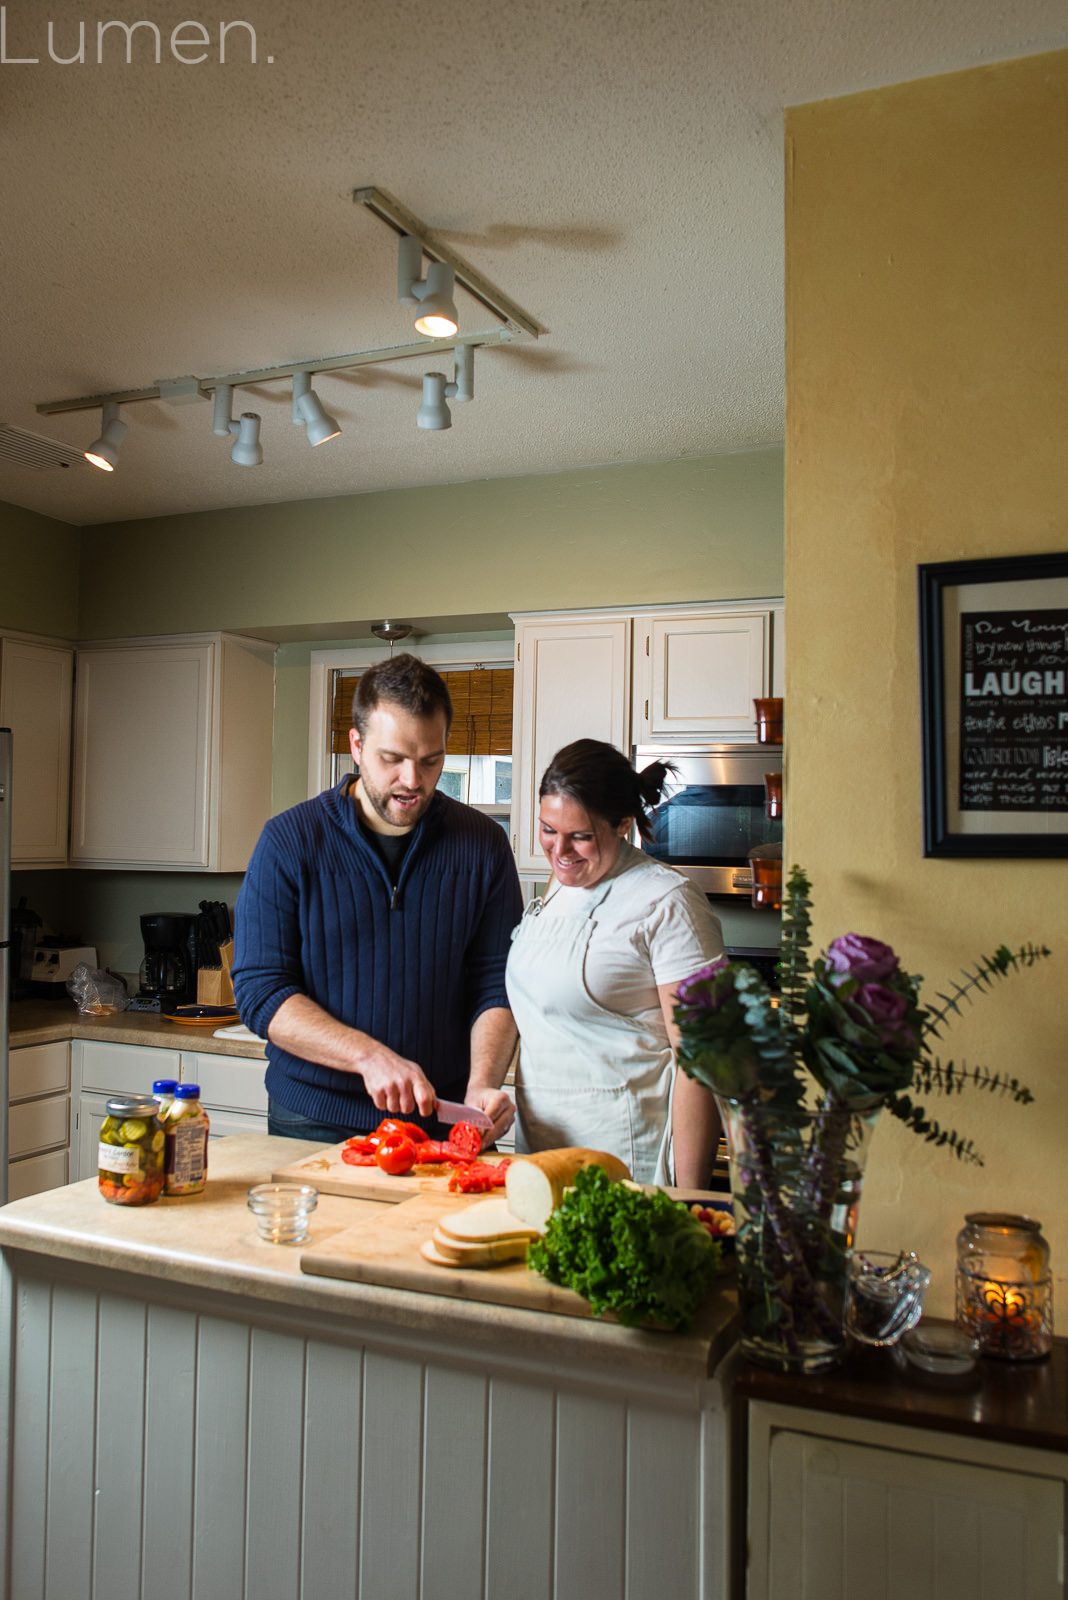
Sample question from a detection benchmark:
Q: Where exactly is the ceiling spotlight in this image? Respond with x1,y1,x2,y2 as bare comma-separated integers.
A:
212,384,263,467
451,343,474,404
292,371,341,446
418,373,451,431
417,348,475,431
398,235,459,338
84,401,127,472
230,413,262,467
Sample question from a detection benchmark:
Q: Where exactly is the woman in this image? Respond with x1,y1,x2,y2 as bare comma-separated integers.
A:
505,739,725,1187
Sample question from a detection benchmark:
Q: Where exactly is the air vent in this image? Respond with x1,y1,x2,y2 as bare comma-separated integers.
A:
0,426,86,472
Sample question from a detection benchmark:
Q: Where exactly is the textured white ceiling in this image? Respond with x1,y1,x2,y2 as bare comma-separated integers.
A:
2,0,1066,526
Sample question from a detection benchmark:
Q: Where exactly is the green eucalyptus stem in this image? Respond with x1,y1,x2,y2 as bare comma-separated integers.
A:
729,1097,845,1348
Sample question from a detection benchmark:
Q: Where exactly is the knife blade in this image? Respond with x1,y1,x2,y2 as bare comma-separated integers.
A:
435,1098,494,1131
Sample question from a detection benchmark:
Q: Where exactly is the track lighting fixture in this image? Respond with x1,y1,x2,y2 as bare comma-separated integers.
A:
84,402,127,472
398,235,459,338
292,371,341,446
212,384,263,467
417,346,475,431
418,374,451,431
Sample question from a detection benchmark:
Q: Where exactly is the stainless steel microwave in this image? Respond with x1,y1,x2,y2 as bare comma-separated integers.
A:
633,746,783,896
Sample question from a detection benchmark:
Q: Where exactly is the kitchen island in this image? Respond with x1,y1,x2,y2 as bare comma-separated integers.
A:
0,1134,738,1600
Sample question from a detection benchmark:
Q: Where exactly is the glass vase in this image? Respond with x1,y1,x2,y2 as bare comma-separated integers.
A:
716,1095,880,1373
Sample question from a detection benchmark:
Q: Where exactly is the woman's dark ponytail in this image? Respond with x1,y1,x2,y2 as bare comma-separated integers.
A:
539,739,673,840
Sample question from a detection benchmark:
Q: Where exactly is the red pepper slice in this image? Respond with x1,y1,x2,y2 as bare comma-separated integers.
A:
341,1148,379,1167
448,1159,511,1194
375,1118,429,1145
343,1136,376,1155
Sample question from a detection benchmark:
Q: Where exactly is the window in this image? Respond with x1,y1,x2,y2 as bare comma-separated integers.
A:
308,642,515,832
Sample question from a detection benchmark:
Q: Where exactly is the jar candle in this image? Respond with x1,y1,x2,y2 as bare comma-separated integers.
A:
956,1212,1052,1361
754,698,784,744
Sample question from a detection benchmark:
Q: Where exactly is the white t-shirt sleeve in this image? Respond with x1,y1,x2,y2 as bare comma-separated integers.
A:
578,862,725,1019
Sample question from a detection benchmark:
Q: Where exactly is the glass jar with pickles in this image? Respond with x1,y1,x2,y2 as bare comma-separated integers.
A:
98,1094,165,1205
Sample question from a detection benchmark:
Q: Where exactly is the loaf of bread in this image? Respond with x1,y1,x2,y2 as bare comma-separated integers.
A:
505,1147,631,1229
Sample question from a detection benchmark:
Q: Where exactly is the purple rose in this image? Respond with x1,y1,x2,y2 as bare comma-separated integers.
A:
824,933,899,986
851,983,917,1051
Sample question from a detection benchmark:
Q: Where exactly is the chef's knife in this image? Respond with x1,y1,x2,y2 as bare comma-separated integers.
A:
435,1098,494,1132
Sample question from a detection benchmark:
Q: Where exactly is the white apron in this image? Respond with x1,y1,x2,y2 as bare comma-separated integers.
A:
506,881,674,1185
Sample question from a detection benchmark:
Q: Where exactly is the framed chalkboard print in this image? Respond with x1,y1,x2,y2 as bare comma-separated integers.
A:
919,552,1068,857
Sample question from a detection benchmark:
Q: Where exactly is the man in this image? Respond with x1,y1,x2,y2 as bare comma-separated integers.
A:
232,653,522,1144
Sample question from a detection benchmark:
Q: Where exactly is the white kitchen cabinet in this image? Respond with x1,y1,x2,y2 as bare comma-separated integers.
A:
8,1040,70,1199
510,602,784,875
70,631,275,870
70,1037,267,1179
746,1399,1066,1600
0,633,73,867
510,613,633,873
634,609,771,741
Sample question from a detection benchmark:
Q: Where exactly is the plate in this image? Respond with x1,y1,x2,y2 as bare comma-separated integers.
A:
163,1005,240,1026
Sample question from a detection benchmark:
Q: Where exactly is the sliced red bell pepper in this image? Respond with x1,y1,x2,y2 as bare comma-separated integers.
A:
448,1159,511,1194
341,1147,378,1167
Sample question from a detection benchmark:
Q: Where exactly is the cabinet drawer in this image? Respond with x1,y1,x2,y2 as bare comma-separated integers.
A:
182,1052,268,1114
77,1039,181,1094
10,1094,70,1159
10,1041,70,1102
8,1146,69,1202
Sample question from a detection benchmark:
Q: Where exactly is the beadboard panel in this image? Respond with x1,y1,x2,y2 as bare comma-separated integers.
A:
0,1254,730,1600
144,1303,198,1600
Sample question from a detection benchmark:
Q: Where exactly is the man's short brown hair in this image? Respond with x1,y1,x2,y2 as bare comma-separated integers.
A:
351,653,453,738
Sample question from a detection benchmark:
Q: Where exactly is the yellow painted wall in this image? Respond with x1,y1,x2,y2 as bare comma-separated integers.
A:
785,51,1068,1316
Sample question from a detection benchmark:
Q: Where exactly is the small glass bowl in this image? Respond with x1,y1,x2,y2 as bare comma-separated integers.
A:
900,1321,979,1375
247,1183,319,1244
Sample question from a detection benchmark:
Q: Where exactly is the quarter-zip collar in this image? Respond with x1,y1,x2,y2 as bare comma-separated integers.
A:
326,776,445,908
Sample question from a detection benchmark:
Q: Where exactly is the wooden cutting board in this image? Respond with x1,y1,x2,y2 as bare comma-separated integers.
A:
300,1190,733,1327
299,1191,610,1319
271,1141,508,1204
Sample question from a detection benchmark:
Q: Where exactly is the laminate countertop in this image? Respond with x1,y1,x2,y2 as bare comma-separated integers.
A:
8,998,267,1059
0,1132,738,1380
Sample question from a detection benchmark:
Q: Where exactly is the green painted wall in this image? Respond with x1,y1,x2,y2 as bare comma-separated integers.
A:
4,446,784,968
78,450,785,638
0,501,81,638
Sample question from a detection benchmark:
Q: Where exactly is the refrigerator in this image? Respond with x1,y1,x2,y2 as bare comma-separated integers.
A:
0,727,10,1206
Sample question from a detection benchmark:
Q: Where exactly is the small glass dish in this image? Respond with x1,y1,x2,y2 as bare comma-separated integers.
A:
247,1182,319,1245
845,1249,931,1346
900,1321,979,1375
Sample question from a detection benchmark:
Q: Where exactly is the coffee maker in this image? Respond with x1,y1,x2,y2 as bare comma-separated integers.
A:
138,912,197,1008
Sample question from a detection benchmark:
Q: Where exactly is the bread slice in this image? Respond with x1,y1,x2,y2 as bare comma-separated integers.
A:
429,1227,531,1267
437,1198,541,1245
505,1147,632,1230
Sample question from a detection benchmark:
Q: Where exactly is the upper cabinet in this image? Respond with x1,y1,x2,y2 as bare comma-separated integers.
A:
635,609,771,742
511,613,633,872
0,634,74,868
510,602,784,874
70,632,275,871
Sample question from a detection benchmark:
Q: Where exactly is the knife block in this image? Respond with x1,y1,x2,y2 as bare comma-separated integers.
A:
197,939,236,1006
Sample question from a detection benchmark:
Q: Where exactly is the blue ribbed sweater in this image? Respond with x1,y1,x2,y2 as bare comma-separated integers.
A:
231,780,522,1131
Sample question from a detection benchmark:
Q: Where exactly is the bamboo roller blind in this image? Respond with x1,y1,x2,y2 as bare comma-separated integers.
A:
330,668,513,756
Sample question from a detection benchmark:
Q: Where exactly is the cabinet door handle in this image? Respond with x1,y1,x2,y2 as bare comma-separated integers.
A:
644,699,649,720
